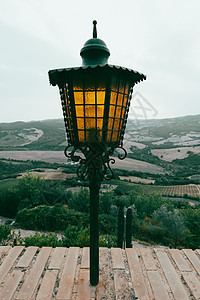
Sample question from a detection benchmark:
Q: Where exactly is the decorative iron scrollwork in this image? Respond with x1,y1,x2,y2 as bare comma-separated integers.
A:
64,143,127,181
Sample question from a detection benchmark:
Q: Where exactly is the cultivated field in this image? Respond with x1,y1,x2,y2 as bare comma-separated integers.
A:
119,176,155,184
0,151,165,174
142,184,200,199
151,146,200,162
19,169,76,180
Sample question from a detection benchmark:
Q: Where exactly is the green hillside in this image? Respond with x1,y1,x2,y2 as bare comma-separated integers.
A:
0,114,200,151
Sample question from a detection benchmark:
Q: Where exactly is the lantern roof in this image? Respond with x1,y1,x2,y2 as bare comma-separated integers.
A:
80,21,110,66
49,20,146,86
48,64,146,87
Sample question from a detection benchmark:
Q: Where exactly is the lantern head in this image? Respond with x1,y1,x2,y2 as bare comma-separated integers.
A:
48,21,146,149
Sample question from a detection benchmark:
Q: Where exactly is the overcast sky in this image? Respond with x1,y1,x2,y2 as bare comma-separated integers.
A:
0,0,199,123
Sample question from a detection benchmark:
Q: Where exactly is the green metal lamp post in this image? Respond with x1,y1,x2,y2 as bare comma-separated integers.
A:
48,20,146,286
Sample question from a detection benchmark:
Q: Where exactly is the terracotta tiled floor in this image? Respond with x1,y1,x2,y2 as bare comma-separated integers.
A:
0,246,200,299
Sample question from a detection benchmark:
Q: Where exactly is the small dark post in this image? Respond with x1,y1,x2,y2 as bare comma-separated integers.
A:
126,208,133,248
117,207,124,248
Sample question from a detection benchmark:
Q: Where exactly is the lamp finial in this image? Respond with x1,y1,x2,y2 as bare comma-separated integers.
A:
93,20,97,38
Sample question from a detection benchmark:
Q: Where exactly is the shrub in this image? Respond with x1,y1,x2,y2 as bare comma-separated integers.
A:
0,184,21,217
16,204,89,232
152,205,185,248
62,225,90,247
0,225,12,245
99,214,117,235
99,192,113,214
181,207,200,248
99,234,117,247
68,188,89,213
21,232,62,247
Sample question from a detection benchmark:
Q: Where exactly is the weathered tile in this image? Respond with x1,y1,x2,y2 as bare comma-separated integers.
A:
56,247,79,300
16,247,52,300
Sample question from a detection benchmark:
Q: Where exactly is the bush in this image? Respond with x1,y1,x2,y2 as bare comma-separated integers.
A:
62,225,117,248
99,234,117,247
181,207,200,248
68,188,89,213
21,232,62,247
129,192,172,219
152,205,185,247
99,192,113,214
0,225,12,245
16,204,89,232
99,214,117,235
62,225,90,247
0,184,21,217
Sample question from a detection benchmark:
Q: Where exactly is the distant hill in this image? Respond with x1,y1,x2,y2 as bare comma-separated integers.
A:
0,115,200,181
0,114,200,151
126,114,200,148
0,119,66,150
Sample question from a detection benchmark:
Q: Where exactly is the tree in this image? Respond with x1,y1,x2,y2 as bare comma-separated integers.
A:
0,225,12,245
181,207,200,249
152,205,185,248
68,188,89,213
99,192,113,214
17,172,44,209
129,191,172,219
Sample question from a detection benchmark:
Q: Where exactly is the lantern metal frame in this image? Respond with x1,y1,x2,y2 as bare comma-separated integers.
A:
48,20,146,287
49,64,145,181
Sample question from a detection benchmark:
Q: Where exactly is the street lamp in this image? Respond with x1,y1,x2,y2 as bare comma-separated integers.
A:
48,20,146,286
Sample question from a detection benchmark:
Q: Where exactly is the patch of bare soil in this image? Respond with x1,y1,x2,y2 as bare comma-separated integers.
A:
19,169,76,180
0,151,165,174
151,146,200,162
119,176,155,184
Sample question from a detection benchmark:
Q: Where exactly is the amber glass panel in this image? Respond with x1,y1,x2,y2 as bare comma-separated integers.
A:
85,105,95,117
108,118,114,130
85,91,95,104
75,106,84,118
74,92,83,104
121,107,126,119
97,91,105,104
97,118,103,129
111,131,118,142
113,119,120,131
123,95,129,107
109,105,115,118
117,93,123,106
97,105,104,117
115,106,123,118
85,118,95,129
78,130,85,142
107,131,112,142
119,119,123,129
77,118,84,130
110,91,117,105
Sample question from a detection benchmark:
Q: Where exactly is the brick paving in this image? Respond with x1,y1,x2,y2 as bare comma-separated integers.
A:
0,246,200,299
